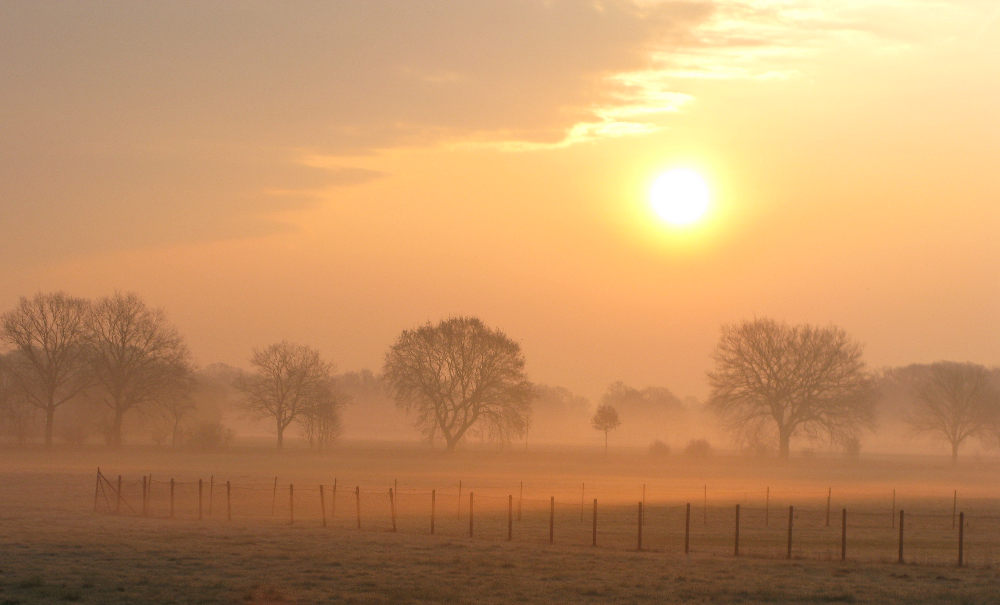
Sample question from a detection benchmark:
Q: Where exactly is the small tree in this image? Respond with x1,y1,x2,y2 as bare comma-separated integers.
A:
707,318,877,458
383,317,533,451
591,404,620,454
301,381,345,451
86,293,193,448
236,341,332,449
892,362,1000,464
1,292,91,446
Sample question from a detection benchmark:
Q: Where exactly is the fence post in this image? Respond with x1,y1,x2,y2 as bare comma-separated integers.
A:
209,475,214,518
518,481,523,521
431,489,436,535
116,475,123,514
289,484,294,525
390,488,397,532
786,505,794,559
952,490,957,530
734,504,740,557
684,502,691,554
198,478,203,521
765,486,769,527
508,495,513,541
272,476,278,517
826,488,831,527
549,496,555,544
592,499,598,547
320,485,327,528
169,478,175,519
226,480,231,521
637,502,643,551
355,486,361,529
898,510,905,564
958,511,964,567
841,508,847,561
469,492,474,538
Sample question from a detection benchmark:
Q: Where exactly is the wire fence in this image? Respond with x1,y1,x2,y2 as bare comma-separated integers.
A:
92,468,995,568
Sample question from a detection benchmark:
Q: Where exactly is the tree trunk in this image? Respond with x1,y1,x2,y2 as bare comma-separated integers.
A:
44,405,55,447
951,441,959,465
444,435,458,452
171,419,181,448
778,429,791,459
276,420,284,449
109,409,124,448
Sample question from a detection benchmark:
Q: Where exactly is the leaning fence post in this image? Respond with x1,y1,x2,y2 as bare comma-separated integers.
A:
841,508,847,561
898,510,905,563
637,501,643,551
469,492,475,538
198,478,203,521
431,489,436,535
549,496,555,544
592,499,598,547
226,480,231,521
684,502,691,554
320,485,327,528
169,478,175,519
508,495,513,541
116,475,123,514
355,486,361,529
390,488,397,532
958,511,965,567
786,505,794,559
734,504,740,557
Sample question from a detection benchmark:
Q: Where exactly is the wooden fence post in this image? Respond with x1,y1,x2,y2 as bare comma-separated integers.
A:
169,478,175,519
320,485,327,528
431,489,436,535
637,502,643,551
734,504,740,557
826,488,831,527
289,484,294,525
786,505,794,559
898,510,905,563
841,508,847,561
958,511,964,567
209,475,214,518
592,499,598,547
116,475,123,514
549,496,555,544
469,492,474,538
272,476,278,517
684,502,691,554
390,488,397,532
226,480,231,521
508,495,513,541
355,486,361,529
94,469,102,513
198,478,203,521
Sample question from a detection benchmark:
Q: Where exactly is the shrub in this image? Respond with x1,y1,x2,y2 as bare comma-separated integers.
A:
185,421,234,450
648,439,670,457
684,438,712,458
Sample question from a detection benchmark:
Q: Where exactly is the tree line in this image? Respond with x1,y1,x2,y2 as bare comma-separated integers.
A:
1,292,998,460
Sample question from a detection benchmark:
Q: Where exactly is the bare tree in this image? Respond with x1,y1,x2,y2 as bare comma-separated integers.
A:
591,403,620,455
301,381,345,451
86,292,193,448
236,342,331,449
383,317,533,451
0,354,39,444
155,385,197,447
707,318,876,458
1,292,91,446
891,362,1000,464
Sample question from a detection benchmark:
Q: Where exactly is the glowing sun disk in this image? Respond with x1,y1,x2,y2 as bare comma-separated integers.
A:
650,168,710,226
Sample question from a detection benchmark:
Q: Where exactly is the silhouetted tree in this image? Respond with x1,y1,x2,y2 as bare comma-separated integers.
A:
0,354,38,444
86,292,193,447
236,341,332,449
591,403,620,454
383,317,533,451
707,318,876,458
891,362,1000,463
155,388,197,447
301,381,345,451
1,292,91,446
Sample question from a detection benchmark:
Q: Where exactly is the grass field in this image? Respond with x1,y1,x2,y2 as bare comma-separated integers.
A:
2,444,1000,603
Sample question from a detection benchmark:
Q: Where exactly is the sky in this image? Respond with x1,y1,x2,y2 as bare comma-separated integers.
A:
2,0,999,403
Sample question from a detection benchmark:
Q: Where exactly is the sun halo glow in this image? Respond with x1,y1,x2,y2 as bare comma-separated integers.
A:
650,168,710,227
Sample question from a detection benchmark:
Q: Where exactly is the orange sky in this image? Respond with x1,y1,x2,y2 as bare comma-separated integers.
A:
2,1,999,402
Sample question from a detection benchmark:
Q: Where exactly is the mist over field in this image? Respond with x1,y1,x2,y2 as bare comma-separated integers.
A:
3,1,1000,603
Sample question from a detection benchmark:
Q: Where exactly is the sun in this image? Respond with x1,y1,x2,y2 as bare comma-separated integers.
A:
650,168,711,226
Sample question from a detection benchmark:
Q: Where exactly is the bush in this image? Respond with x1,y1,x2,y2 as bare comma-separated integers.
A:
648,439,670,457
185,421,234,450
684,438,712,458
